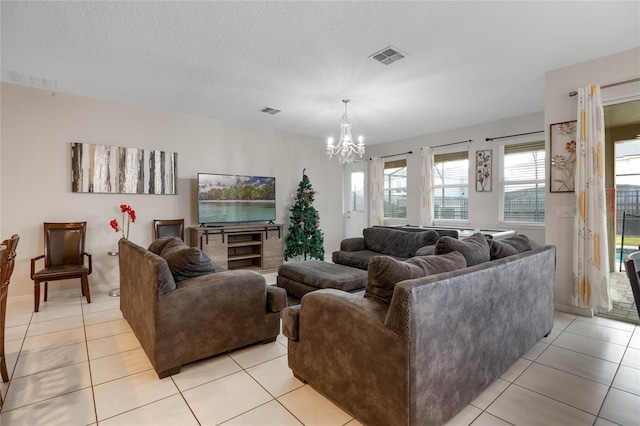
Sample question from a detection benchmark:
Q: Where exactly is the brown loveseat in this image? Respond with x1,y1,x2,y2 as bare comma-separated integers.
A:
119,238,286,378
283,243,556,426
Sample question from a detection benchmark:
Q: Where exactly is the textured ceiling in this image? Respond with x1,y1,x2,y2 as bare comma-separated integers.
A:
1,1,639,145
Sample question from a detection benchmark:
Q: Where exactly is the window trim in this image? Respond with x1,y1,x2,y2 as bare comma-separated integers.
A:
498,140,546,226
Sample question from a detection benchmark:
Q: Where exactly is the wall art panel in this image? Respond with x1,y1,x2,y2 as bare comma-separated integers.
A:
71,142,178,194
549,120,576,193
475,149,492,192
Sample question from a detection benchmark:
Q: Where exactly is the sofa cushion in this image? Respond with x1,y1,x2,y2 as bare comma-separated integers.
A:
414,245,435,256
365,251,467,305
363,227,440,258
434,233,490,266
332,249,403,271
489,235,531,260
159,237,217,282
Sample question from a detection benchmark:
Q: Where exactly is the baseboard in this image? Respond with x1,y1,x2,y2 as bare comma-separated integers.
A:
554,303,593,317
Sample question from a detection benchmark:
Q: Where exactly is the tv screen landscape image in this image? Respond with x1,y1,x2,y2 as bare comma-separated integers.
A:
198,173,276,224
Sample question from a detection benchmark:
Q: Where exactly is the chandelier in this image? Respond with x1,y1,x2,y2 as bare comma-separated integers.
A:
326,99,365,164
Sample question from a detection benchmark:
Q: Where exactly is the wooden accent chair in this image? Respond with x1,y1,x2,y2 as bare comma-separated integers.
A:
624,251,640,319
153,219,185,241
31,222,92,312
0,234,19,408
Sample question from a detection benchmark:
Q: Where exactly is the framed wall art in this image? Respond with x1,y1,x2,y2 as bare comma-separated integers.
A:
71,142,178,194
475,149,492,192
549,120,577,193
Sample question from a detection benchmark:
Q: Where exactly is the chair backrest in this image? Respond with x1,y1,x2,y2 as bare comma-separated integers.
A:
44,222,86,267
0,234,19,294
623,251,640,318
153,219,184,241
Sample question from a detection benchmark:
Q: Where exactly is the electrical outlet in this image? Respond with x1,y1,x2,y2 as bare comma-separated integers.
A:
556,206,574,218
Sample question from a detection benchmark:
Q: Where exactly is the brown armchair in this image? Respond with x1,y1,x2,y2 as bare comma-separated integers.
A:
119,238,287,378
153,219,185,240
31,222,92,312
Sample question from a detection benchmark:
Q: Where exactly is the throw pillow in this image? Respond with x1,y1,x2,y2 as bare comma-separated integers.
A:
488,235,532,260
434,233,490,266
159,237,189,256
365,251,467,305
363,227,440,258
159,237,217,282
148,237,175,255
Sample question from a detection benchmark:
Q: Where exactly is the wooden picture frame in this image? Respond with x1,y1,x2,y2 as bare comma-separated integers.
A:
475,149,492,192
549,120,577,193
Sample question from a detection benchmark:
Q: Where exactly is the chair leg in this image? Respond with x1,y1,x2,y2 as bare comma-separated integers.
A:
81,275,91,304
34,281,41,313
0,354,8,383
1,298,8,382
44,282,48,302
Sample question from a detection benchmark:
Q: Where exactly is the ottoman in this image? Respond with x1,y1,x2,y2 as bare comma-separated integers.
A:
277,260,368,301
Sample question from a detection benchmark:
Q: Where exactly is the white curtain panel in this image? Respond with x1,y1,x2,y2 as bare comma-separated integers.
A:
369,156,384,227
572,85,612,312
419,147,434,226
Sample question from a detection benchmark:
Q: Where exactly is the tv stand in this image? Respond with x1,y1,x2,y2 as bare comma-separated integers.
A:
189,224,284,271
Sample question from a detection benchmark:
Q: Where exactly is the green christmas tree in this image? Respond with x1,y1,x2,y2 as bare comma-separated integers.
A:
284,169,325,261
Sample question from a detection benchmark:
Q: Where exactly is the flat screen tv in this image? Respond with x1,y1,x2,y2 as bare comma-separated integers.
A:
198,173,276,225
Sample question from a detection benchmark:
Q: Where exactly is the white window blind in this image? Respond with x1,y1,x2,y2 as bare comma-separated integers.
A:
384,159,407,218
501,141,546,223
433,150,469,220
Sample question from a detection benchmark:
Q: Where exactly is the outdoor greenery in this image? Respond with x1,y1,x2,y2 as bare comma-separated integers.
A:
616,235,640,246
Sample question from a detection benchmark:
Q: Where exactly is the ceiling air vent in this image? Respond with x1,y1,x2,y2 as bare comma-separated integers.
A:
370,46,406,65
260,106,281,115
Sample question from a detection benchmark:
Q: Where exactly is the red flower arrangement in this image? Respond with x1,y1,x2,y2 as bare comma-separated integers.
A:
110,204,136,240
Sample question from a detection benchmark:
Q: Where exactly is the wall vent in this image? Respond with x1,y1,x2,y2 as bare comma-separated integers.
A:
260,106,281,115
370,46,406,65
9,70,58,90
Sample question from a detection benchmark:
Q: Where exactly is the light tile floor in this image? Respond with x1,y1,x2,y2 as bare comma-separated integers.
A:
1,279,639,425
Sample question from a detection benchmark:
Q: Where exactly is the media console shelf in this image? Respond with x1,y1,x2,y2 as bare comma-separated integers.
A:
189,224,284,271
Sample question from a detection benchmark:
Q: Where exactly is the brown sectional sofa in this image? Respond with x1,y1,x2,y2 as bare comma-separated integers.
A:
332,226,458,270
119,238,286,378
283,243,556,426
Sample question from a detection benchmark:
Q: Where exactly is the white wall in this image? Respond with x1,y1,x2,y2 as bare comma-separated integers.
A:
544,47,640,313
367,112,546,248
0,83,344,298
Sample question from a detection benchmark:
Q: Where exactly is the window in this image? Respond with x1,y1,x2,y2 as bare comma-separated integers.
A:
383,159,407,218
433,151,469,220
501,141,546,223
350,170,364,212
